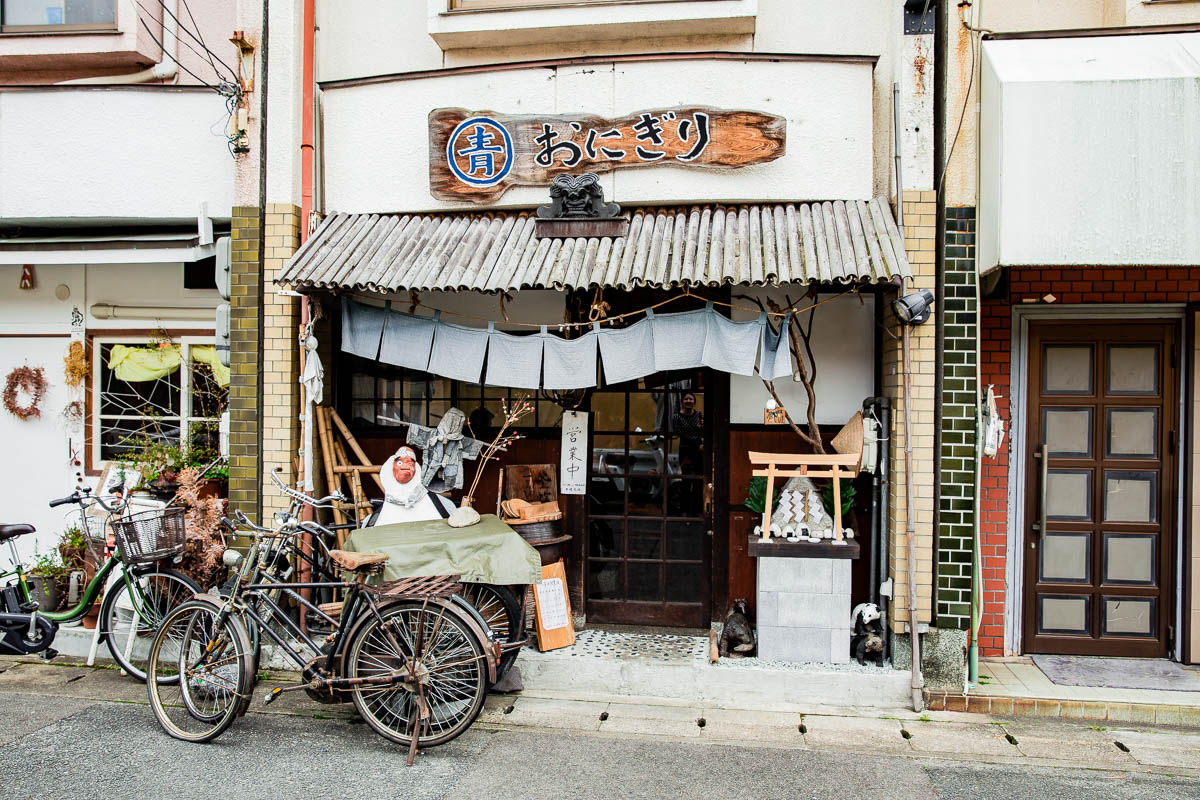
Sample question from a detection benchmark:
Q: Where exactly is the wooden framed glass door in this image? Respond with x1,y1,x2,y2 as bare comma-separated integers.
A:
586,370,712,627
1023,321,1177,657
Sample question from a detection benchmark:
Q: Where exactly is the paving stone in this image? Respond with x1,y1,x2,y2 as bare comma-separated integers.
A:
1001,721,1136,767
1109,729,1200,769
802,715,911,753
498,696,609,731
905,722,1014,757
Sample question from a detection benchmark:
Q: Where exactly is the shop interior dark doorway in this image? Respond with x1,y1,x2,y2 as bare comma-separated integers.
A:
586,369,712,627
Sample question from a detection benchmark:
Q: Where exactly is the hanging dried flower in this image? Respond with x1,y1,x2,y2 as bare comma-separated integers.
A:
63,340,89,388
3,366,48,420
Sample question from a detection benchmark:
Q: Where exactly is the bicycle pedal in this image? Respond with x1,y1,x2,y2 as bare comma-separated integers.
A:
38,648,58,662
263,687,284,706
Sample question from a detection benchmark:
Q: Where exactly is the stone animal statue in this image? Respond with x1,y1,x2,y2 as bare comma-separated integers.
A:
850,602,884,666
719,598,756,658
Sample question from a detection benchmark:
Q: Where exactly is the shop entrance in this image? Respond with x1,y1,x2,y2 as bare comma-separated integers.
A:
586,369,712,627
1022,320,1177,657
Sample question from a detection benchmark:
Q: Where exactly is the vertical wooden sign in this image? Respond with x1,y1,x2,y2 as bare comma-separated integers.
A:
533,560,576,652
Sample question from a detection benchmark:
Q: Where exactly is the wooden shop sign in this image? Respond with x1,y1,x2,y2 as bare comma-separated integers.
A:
430,106,787,203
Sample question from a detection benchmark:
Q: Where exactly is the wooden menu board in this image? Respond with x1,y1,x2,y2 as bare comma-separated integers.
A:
533,560,575,652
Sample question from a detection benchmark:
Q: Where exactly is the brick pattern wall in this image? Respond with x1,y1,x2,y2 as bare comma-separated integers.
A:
978,266,1200,657
261,204,301,518
885,190,938,630
936,207,977,629
228,206,261,518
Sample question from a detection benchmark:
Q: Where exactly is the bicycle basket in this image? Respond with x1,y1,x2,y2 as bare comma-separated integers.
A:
110,506,187,565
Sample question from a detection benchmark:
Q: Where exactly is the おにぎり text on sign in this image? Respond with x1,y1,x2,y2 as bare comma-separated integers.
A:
560,411,588,495
430,106,786,203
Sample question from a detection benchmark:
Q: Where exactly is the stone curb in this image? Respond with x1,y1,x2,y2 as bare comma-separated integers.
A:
925,690,1200,727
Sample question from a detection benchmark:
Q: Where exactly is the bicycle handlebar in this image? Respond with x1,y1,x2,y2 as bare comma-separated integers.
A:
269,469,347,508
49,491,125,514
48,494,79,508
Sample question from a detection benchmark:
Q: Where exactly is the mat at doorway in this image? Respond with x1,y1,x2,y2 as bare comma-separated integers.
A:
1032,654,1200,692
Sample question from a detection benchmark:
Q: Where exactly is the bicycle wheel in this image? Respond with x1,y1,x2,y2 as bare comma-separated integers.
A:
346,599,488,749
458,583,523,682
146,599,252,743
99,567,200,683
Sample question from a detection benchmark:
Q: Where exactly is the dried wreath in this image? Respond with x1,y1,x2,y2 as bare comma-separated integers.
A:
3,366,48,420
63,340,89,388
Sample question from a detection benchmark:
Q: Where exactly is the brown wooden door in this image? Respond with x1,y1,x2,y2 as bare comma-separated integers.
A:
586,370,712,627
1023,321,1177,657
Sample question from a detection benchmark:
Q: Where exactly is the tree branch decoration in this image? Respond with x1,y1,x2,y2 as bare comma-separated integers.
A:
463,396,533,506
737,291,825,454
3,366,48,420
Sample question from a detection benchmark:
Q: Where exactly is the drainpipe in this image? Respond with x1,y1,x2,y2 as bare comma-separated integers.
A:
58,0,179,85
895,79,926,713
296,0,317,634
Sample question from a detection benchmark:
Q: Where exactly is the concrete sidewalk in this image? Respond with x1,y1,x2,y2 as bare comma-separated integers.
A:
2,655,1198,778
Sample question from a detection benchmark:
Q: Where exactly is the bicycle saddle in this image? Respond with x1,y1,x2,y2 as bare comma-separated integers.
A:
329,550,388,572
0,524,35,543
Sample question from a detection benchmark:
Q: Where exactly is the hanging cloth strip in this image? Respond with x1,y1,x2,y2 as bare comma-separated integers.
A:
543,324,599,390
341,297,387,360
108,344,181,382
380,306,436,371
703,310,764,377
652,305,709,372
757,312,794,380
597,314,656,385
428,318,490,383
486,325,545,389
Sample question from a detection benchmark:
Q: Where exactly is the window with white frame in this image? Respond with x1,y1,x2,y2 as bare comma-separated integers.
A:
91,337,228,469
0,0,116,31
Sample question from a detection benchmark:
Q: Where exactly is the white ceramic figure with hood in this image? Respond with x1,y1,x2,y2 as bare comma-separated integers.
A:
375,445,455,525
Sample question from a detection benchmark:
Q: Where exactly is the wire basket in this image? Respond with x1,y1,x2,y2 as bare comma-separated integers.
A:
110,506,187,566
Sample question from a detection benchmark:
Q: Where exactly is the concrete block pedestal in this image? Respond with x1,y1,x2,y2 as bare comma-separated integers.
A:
754,542,856,664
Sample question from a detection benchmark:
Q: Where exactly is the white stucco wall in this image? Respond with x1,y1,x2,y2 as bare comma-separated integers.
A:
728,288,875,426
0,88,234,221
316,0,904,200
979,34,1200,269
0,262,219,561
322,58,874,213
901,33,934,192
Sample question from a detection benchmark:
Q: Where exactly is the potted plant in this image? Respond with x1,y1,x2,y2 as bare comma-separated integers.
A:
28,552,67,612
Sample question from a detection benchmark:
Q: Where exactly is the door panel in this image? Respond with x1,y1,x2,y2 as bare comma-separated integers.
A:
1023,321,1176,657
586,370,711,627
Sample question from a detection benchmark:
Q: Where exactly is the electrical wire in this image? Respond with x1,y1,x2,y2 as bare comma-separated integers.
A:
180,0,238,85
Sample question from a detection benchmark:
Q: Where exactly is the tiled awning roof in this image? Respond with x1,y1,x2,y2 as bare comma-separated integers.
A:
277,197,910,293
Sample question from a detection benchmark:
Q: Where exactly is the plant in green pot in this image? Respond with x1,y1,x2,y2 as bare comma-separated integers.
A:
28,551,68,612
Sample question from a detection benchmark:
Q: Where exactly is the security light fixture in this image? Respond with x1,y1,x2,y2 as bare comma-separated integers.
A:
893,289,934,326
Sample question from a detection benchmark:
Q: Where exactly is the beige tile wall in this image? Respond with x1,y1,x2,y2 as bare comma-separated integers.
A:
885,189,938,630
260,204,301,517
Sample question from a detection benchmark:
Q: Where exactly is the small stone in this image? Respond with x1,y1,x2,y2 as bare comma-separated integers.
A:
448,504,481,528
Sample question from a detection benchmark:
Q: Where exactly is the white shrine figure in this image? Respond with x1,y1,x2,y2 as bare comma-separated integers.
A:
373,446,455,525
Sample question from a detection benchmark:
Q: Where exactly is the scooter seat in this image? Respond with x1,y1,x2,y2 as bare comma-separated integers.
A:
0,524,34,543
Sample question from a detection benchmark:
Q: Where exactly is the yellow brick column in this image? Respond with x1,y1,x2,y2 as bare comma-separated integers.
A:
885,190,938,634
260,204,302,517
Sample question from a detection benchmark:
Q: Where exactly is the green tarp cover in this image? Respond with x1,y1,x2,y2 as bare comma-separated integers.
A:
343,514,541,585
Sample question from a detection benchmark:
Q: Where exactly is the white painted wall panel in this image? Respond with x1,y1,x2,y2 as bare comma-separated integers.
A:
980,34,1200,271
322,59,874,214
728,289,875,425
0,89,235,221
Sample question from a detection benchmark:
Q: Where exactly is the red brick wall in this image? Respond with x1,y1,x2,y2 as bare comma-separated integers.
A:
978,266,1198,656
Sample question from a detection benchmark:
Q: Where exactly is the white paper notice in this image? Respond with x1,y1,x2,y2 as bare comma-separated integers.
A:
560,410,588,495
534,576,569,630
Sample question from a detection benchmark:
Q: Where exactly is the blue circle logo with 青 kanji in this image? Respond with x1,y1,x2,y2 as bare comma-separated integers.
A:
447,117,513,187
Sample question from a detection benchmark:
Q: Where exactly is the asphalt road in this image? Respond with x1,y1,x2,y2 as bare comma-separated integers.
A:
1,689,1197,800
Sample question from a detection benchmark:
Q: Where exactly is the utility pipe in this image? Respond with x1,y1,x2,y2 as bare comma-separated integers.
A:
90,303,212,320
297,0,317,634
299,0,316,242
894,79,925,712
58,0,179,85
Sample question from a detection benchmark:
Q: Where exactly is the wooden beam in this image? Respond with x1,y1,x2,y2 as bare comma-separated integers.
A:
329,408,386,491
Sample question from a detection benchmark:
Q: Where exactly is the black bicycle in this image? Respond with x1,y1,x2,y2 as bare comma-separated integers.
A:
144,479,518,762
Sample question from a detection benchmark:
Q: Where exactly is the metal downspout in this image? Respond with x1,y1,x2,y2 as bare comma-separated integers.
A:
297,0,317,635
